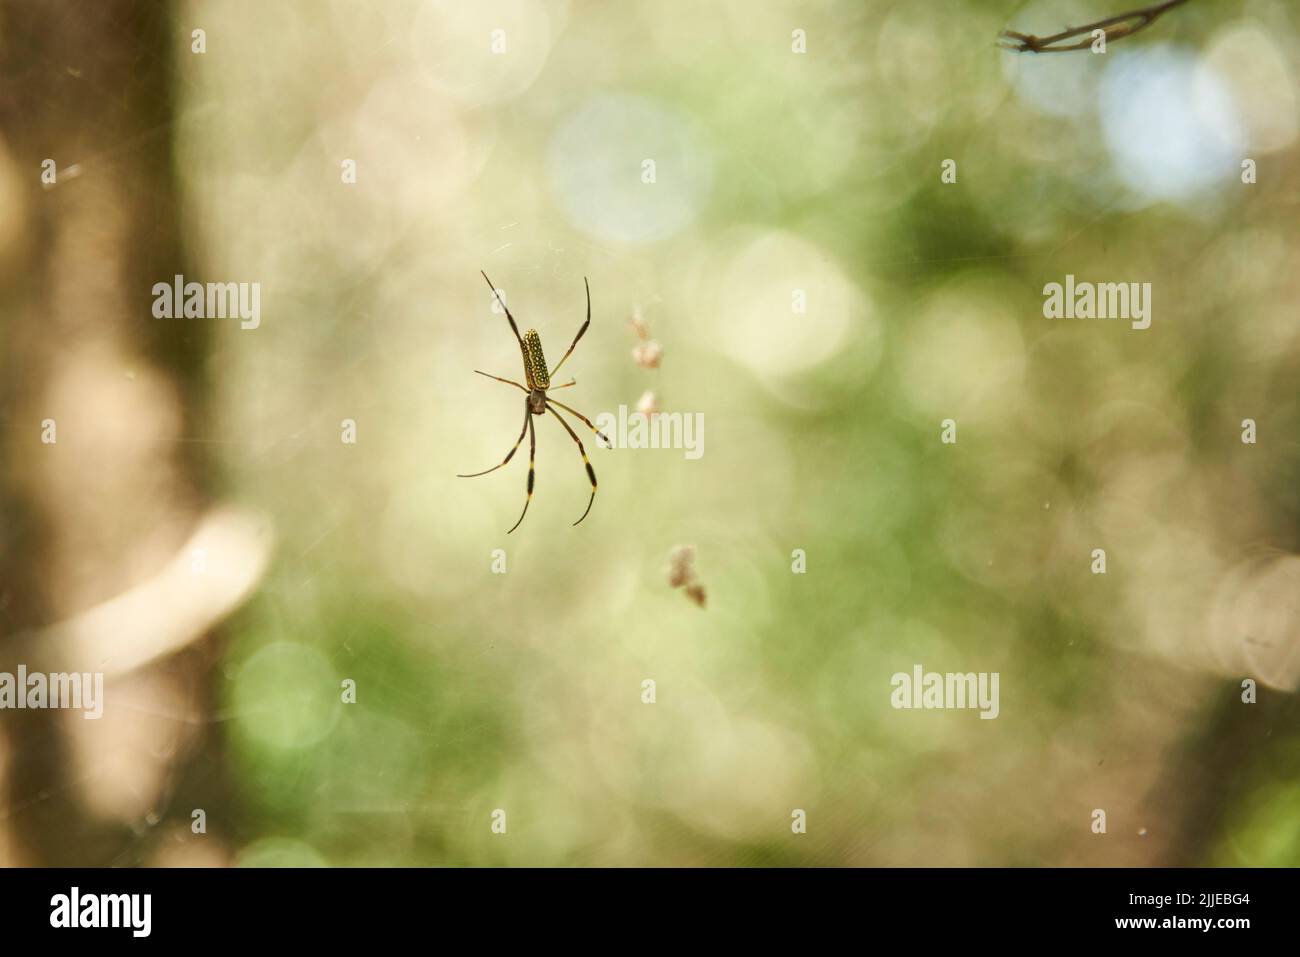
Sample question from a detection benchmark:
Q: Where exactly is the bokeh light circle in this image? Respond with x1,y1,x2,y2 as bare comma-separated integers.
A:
546,93,713,243
231,642,339,752
410,0,564,107
1099,45,1242,201
709,229,871,381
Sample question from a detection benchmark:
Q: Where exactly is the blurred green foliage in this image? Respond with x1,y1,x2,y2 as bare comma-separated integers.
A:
166,0,1300,866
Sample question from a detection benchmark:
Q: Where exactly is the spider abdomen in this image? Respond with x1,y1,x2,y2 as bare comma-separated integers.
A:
523,328,550,390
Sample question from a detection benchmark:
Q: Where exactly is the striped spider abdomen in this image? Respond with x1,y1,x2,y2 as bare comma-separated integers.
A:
522,328,550,390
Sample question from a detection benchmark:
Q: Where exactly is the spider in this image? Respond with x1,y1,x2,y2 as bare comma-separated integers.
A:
458,271,611,534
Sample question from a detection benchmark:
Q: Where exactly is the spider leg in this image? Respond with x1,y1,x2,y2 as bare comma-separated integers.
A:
545,396,611,448
550,276,590,377
548,378,576,390
507,413,537,534
546,403,597,527
458,399,530,478
481,270,529,371
473,369,528,393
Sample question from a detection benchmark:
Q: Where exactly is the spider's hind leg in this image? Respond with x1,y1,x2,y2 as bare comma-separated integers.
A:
546,403,598,527
507,412,537,534
546,396,611,449
458,399,529,478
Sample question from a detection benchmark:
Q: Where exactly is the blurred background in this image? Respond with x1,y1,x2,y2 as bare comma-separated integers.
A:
1,0,1297,867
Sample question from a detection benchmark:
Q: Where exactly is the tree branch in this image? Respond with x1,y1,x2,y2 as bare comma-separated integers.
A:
999,0,1191,52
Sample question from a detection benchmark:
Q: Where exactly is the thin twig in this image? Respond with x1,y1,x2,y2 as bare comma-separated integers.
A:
999,0,1191,52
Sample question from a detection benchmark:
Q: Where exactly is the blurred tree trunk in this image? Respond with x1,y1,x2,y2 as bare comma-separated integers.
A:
0,0,227,865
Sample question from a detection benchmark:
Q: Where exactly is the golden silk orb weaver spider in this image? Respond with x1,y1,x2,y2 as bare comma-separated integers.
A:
458,271,612,534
